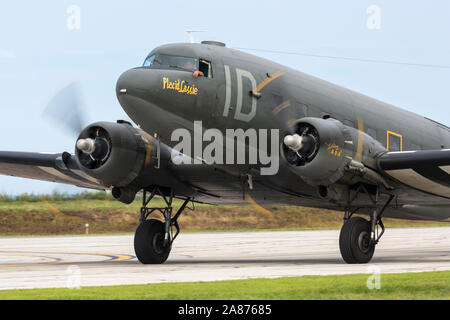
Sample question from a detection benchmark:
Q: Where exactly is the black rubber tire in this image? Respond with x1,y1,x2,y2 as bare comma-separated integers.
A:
339,217,375,264
134,219,171,264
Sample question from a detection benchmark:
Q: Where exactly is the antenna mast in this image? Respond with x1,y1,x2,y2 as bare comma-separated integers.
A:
186,30,207,43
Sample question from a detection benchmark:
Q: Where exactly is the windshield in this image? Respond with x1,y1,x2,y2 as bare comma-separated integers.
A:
143,55,155,67
143,54,198,71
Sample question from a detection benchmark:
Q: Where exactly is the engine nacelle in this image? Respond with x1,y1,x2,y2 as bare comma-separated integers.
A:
75,121,149,188
281,117,352,186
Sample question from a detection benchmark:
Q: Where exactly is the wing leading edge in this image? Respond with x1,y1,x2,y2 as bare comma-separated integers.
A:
0,151,105,190
378,149,450,198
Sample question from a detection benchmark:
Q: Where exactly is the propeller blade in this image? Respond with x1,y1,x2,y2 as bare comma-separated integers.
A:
355,117,364,162
42,82,85,136
269,97,297,134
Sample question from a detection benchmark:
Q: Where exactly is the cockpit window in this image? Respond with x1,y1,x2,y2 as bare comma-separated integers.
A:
143,55,155,67
199,59,212,78
146,54,198,71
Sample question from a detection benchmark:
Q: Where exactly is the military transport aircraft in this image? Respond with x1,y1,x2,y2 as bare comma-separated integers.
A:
1,41,449,264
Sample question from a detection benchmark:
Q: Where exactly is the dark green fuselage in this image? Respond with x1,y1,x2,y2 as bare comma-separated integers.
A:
116,42,450,221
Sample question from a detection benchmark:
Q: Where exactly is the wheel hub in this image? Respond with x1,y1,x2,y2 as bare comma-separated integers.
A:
152,232,166,254
358,231,371,253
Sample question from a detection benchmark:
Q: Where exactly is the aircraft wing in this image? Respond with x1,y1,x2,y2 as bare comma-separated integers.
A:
0,151,106,190
378,149,450,198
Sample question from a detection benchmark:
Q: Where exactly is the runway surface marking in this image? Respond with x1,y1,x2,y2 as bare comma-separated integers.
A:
0,227,449,290
0,251,134,268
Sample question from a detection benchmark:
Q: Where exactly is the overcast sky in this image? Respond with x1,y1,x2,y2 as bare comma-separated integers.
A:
0,0,449,195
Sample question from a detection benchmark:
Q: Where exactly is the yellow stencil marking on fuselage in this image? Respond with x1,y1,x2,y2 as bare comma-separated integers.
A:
387,130,403,151
326,143,342,158
254,71,285,94
355,117,364,161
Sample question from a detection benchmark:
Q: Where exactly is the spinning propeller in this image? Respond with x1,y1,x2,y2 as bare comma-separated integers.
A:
42,82,110,162
42,82,86,137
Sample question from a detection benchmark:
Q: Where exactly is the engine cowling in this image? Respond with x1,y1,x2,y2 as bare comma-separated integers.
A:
75,121,149,188
281,117,352,186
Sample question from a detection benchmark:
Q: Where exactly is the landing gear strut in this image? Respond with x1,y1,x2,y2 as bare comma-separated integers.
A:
134,186,191,264
339,184,394,264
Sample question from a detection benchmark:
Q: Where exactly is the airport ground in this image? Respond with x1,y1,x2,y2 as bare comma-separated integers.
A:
0,192,447,236
0,192,448,299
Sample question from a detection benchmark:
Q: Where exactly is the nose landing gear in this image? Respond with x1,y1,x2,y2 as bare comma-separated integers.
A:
134,186,191,264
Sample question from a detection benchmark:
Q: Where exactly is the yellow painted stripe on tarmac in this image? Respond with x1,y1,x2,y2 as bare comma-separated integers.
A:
0,250,133,268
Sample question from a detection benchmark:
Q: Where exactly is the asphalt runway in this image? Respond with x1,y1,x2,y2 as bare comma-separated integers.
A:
0,227,449,290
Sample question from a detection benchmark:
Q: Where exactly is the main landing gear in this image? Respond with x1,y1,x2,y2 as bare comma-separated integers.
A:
134,186,191,264
339,184,394,264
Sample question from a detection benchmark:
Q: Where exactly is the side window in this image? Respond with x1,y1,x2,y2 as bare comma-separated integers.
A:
387,131,402,151
367,128,377,140
199,59,212,78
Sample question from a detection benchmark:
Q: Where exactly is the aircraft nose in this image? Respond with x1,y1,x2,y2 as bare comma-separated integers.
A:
116,68,147,97
115,67,197,137
116,67,166,130
116,68,155,122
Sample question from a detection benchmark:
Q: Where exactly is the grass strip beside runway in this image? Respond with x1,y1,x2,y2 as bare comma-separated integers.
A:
0,195,448,236
0,271,449,300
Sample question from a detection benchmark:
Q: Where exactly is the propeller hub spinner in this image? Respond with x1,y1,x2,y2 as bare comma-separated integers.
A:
76,138,96,155
283,134,304,152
